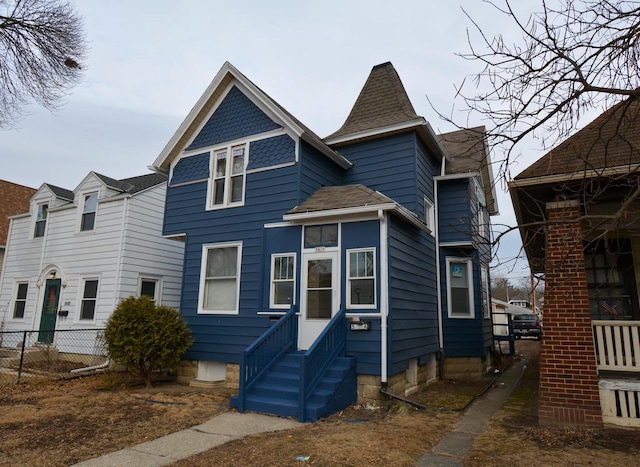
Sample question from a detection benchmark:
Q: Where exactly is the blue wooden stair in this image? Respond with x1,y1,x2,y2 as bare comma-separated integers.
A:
231,352,356,421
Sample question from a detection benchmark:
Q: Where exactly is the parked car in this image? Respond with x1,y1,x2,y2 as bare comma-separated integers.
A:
513,313,542,340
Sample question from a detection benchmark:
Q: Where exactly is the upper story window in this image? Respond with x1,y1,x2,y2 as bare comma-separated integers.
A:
13,282,28,319
34,203,48,238
81,193,98,231
481,266,490,319
446,257,474,319
347,248,376,308
210,144,246,208
270,254,295,308
199,242,242,314
477,202,487,239
304,224,338,248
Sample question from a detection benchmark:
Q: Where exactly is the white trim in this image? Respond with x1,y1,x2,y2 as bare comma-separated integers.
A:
269,253,297,309
446,257,474,319
138,275,163,305
378,210,389,383
78,191,98,233
324,119,426,145
9,279,30,321
163,233,187,241
423,195,435,236
284,203,396,221
76,276,100,323
346,248,377,309
346,312,382,319
508,163,640,188
434,172,481,181
206,142,248,210
264,221,298,229
246,161,296,175
481,265,490,319
440,241,474,248
197,241,243,315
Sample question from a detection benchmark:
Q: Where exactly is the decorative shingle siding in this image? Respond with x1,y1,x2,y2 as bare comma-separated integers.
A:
388,216,439,374
339,133,418,211
247,134,296,171
170,153,211,185
186,86,281,151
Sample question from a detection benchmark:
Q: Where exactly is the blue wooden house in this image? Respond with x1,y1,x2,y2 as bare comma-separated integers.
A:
151,62,497,421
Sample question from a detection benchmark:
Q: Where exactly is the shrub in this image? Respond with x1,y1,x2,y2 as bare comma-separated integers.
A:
104,296,192,387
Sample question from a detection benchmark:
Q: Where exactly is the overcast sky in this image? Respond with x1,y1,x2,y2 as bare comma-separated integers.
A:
1,0,551,280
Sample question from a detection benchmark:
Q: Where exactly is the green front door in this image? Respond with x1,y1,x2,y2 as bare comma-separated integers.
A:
38,279,61,343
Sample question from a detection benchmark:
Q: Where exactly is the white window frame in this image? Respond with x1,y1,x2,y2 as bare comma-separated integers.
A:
80,192,98,232
78,277,99,322
139,276,162,304
34,203,48,238
270,253,296,309
346,248,377,309
198,242,242,315
481,265,490,319
446,257,474,319
207,143,248,209
12,281,29,319
477,202,486,239
424,196,435,235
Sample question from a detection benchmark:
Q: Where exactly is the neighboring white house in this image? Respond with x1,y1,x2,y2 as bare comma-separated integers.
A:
0,172,184,351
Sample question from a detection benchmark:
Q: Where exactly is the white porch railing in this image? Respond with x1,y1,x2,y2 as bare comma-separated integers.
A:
592,320,640,427
592,320,640,372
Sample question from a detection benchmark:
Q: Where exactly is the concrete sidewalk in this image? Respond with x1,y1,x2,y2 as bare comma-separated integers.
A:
73,412,302,467
417,357,527,466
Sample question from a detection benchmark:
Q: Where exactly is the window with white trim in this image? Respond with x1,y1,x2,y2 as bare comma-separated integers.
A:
477,202,487,239
13,282,28,319
139,277,161,304
80,279,99,321
347,248,376,307
424,196,435,234
34,203,48,238
270,254,295,308
199,242,242,314
481,266,490,319
81,193,98,231
210,144,247,208
446,258,474,318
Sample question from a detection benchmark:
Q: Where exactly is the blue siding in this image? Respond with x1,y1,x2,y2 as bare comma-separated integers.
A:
187,86,281,151
248,134,296,171
338,132,418,212
438,179,472,243
262,225,302,310
298,141,342,202
170,152,210,185
341,220,382,375
416,137,439,215
388,215,439,375
165,162,301,363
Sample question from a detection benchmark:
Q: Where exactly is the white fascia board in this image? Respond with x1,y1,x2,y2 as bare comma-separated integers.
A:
508,163,640,188
421,121,449,160
324,119,427,146
283,203,397,222
439,241,474,248
434,172,481,181
9,212,31,220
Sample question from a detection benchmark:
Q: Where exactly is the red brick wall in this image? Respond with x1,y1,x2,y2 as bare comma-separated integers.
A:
538,200,602,428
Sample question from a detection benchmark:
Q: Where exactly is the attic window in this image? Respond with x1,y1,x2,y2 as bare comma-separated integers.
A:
81,193,98,231
34,203,48,238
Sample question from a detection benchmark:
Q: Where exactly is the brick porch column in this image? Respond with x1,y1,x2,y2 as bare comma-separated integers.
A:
538,200,602,428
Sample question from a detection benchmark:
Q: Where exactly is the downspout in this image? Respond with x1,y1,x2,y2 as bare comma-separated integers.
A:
378,209,389,385
435,157,445,378
113,196,130,312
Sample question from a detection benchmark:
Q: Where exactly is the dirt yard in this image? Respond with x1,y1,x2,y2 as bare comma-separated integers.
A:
1,340,639,466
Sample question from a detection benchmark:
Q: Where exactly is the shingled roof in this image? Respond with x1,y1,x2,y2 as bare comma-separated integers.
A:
515,98,640,180
438,126,499,215
286,185,395,215
0,180,36,246
324,62,424,142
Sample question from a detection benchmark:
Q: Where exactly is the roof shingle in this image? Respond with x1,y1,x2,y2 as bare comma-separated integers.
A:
287,185,394,214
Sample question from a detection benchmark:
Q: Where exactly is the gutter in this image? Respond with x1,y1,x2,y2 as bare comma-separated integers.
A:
378,209,389,384
435,156,445,378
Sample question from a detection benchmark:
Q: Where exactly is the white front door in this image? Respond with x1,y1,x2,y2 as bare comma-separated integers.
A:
298,250,340,350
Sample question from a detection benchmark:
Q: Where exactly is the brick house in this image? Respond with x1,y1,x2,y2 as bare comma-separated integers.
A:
509,98,640,428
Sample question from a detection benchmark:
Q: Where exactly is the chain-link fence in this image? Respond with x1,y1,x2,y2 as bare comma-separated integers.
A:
0,328,107,387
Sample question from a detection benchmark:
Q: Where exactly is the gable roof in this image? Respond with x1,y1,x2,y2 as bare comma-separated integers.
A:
94,172,167,194
0,180,36,246
515,98,640,181
283,184,428,232
44,184,74,202
152,61,351,173
438,126,499,215
323,62,447,159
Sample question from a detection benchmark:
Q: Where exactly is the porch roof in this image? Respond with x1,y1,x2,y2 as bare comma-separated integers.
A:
284,184,428,232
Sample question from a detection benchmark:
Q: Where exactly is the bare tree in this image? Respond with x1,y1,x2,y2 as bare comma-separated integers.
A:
0,0,86,128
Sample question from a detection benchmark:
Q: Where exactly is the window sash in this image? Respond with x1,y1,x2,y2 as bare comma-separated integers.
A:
200,244,241,313
140,279,158,303
80,280,98,320
271,254,295,308
211,145,246,207
13,283,28,318
34,204,48,237
347,249,376,307
81,193,98,231
447,259,473,318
